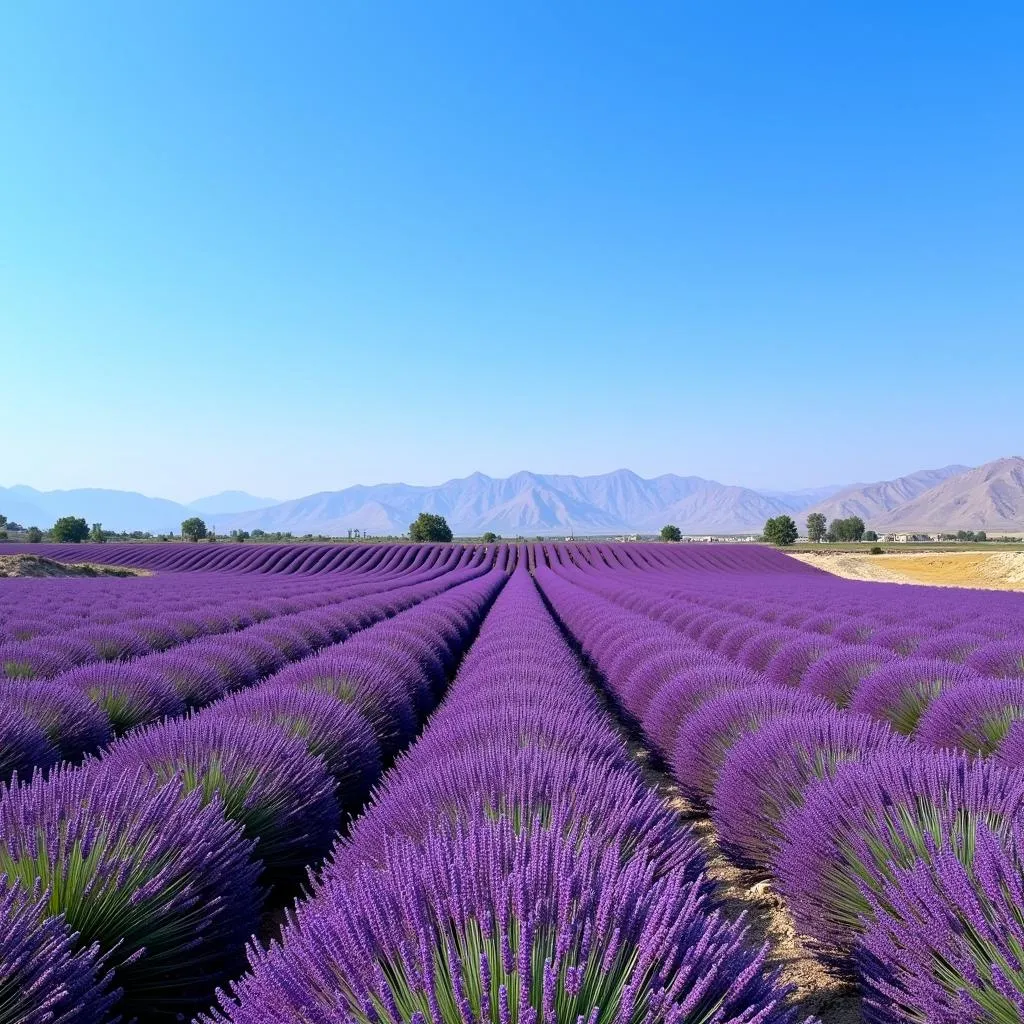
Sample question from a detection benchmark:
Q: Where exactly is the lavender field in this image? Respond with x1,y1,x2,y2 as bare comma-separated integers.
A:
2,541,1023,1023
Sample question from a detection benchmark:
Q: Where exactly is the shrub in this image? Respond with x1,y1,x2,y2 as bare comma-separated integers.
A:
849,659,982,736
0,704,60,783
0,681,112,761
858,824,1024,1023
774,749,1024,962
917,678,1024,755
670,684,833,803
713,711,906,868
62,663,186,734
643,663,765,758
213,685,383,812
967,639,1024,680
342,743,706,882
869,545,883,555
0,876,117,1024
764,635,839,687
146,648,233,707
0,765,261,1020
205,815,801,1024
799,644,897,708
102,715,340,883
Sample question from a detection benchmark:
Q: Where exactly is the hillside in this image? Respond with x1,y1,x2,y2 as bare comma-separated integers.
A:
806,465,970,523
874,457,1024,532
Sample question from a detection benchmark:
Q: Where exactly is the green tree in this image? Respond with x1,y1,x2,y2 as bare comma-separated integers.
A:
763,515,798,546
409,513,453,543
89,522,106,543
230,530,250,543
660,524,682,542
181,517,208,543
51,516,89,543
26,526,43,543
481,531,499,543
827,516,867,542
806,512,827,543
864,530,879,542
0,514,7,531
976,531,987,542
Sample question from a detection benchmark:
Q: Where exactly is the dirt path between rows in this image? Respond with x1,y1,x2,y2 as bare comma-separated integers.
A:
790,550,1024,591
630,745,861,1023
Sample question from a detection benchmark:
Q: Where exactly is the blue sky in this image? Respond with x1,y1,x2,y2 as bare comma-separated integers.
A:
2,2,1021,502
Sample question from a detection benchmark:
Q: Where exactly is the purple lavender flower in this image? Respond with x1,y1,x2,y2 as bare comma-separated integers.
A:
61,662,186,734
0,704,60,782
799,644,897,708
849,658,982,736
670,684,834,804
0,680,113,760
713,711,907,869
0,876,118,1024
213,683,383,812
774,748,1024,963
859,823,1024,1023
764,635,840,688
0,763,261,1020
642,663,765,758
967,638,1024,680
101,714,340,883
917,677,1024,755
205,815,800,1024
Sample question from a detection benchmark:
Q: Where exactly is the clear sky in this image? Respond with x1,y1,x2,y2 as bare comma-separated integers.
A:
2,2,1021,503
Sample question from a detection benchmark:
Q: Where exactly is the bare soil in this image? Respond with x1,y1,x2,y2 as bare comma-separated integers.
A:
790,549,1024,591
0,555,147,579
629,744,861,1023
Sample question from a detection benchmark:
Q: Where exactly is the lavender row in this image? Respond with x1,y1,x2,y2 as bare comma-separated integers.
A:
543,550,1024,753
205,568,805,1024
563,543,1024,658
0,544,483,669
0,561,493,781
535,561,1024,1021
0,570,503,1024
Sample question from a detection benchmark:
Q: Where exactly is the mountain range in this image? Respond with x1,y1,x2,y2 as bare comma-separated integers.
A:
0,487,279,535
3,458,1023,536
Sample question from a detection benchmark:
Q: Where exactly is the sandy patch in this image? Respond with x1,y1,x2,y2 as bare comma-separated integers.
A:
0,555,147,579
790,550,1024,591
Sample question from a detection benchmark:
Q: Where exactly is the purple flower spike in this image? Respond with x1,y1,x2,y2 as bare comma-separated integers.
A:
849,658,982,736
799,645,897,708
713,711,907,869
0,704,60,783
61,662,186,734
670,684,834,804
0,680,111,762
774,748,1024,963
205,815,800,1024
642,664,765,758
0,876,119,1024
764,635,839,688
102,714,340,882
967,638,1024,680
213,684,384,812
0,764,261,1020
859,823,1024,1023
917,677,1024,755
